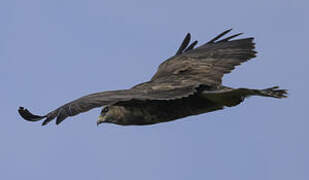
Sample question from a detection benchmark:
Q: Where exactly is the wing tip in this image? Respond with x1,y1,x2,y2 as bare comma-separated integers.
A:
184,40,198,52
41,116,54,126
19,106,71,126
206,29,257,45
206,28,233,44
18,106,46,121
176,33,192,55
41,120,49,126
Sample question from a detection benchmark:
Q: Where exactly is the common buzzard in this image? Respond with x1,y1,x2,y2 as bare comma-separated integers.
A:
18,29,287,126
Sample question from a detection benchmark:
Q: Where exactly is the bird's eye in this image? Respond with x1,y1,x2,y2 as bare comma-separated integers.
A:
102,107,109,113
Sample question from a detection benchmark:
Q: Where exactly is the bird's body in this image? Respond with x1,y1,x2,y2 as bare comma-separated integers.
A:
18,29,287,126
103,89,223,125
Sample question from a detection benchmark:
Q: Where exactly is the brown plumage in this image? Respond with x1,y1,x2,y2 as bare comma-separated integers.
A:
18,29,287,126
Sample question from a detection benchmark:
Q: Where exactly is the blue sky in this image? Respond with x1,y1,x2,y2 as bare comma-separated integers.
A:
1,0,308,179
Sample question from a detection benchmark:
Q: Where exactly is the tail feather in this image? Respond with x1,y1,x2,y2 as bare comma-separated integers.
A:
202,86,288,105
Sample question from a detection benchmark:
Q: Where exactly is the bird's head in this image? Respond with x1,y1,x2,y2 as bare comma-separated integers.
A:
97,105,127,126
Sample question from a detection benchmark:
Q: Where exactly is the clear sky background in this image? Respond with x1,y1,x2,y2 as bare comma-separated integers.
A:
1,0,308,179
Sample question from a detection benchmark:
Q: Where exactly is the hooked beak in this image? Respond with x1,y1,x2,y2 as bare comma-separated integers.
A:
96,115,106,126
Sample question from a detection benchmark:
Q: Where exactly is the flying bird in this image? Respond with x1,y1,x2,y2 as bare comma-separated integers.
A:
18,29,287,126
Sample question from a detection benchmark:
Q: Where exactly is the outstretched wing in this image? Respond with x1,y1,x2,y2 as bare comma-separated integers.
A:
19,83,201,126
151,29,256,86
19,29,256,126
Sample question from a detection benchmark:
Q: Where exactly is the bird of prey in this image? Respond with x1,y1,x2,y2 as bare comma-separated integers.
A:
18,29,287,126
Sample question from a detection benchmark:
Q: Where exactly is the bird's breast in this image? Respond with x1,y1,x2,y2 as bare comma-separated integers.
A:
114,95,222,126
